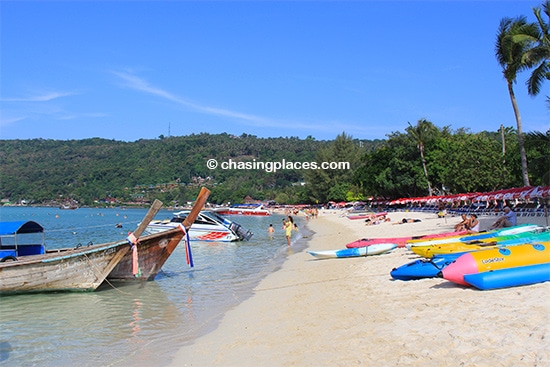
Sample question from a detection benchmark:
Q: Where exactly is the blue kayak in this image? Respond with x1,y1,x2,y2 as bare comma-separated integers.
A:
390,252,464,280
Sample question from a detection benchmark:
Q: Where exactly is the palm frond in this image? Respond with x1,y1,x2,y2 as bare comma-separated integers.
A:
526,62,550,95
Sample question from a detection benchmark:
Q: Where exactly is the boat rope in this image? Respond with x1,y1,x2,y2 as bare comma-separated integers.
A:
46,220,141,233
81,251,132,295
101,277,132,295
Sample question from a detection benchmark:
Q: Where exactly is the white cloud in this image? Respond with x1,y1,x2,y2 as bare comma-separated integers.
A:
111,70,267,123
0,91,76,102
110,70,373,138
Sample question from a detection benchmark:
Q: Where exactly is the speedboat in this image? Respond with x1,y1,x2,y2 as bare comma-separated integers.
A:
213,204,271,216
146,210,253,242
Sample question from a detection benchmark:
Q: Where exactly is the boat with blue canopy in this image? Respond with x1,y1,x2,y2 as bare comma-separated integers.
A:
0,221,46,262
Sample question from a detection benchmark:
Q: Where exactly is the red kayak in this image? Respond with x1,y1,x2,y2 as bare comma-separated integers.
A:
345,230,468,248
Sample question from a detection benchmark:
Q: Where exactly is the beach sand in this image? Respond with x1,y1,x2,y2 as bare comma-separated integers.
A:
170,210,549,367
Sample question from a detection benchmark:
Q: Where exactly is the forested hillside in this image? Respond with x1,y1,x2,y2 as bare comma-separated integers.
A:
0,133,382,205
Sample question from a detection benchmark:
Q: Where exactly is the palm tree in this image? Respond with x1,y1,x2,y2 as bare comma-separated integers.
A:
406,119,437,196
511,1,550,105
495,16,535,187
523,1,550,106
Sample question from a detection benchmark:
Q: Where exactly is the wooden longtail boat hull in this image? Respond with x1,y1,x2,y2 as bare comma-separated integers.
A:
107,228,184,281
0,242,129,294
0,198,166,294
108,187,211,281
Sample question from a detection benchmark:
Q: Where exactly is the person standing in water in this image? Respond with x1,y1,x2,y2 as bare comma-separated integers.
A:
284,216,294,246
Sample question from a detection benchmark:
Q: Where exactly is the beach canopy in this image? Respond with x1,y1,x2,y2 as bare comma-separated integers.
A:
386,185,550,206
0,221,44,236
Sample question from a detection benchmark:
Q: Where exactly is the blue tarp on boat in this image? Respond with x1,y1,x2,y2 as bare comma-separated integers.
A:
0,221,44,235
0,221,46,259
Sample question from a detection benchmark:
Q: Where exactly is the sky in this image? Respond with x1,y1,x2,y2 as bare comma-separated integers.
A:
1,0,548,142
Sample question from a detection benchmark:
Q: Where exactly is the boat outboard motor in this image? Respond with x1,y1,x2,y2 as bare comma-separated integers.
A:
230,222,254,241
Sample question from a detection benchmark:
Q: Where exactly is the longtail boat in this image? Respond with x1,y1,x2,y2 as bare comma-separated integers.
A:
0,199,164,294
107,187,211,281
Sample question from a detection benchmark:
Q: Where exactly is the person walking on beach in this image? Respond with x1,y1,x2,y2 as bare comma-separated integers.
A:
284,216,294,246
489,206,517,229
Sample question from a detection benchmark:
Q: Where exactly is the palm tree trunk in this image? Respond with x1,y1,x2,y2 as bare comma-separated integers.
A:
507,81,530,186
419,145,433,196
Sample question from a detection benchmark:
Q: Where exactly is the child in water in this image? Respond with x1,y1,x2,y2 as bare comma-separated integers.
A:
267,224,275,238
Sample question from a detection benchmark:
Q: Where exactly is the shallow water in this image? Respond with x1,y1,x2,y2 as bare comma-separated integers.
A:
0,206,309,366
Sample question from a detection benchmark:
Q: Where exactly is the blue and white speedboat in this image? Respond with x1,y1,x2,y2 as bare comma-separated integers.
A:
146,210,253,242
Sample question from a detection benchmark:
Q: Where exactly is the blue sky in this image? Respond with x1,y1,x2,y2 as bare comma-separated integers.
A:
1,0,548,142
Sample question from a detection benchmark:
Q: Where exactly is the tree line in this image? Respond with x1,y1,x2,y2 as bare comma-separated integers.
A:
352,122,549,202
1,127,547,206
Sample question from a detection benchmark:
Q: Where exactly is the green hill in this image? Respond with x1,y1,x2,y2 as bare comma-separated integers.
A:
0,133,380,206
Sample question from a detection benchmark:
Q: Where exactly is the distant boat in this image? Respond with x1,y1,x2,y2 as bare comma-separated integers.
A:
213,203,271,216
59,204,78,210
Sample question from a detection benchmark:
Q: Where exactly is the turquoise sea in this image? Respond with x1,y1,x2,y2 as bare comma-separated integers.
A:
0,206,309,367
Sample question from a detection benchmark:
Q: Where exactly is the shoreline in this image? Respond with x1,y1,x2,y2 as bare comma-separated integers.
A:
169,210,549,366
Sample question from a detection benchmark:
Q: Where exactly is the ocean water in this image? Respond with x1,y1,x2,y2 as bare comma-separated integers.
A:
0,206,309,367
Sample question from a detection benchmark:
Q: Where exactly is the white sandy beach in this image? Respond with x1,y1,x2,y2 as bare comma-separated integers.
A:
170,210,549,367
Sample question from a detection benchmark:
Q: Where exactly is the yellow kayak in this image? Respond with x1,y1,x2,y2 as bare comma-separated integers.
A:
411,231,550,258
410,241,498,258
